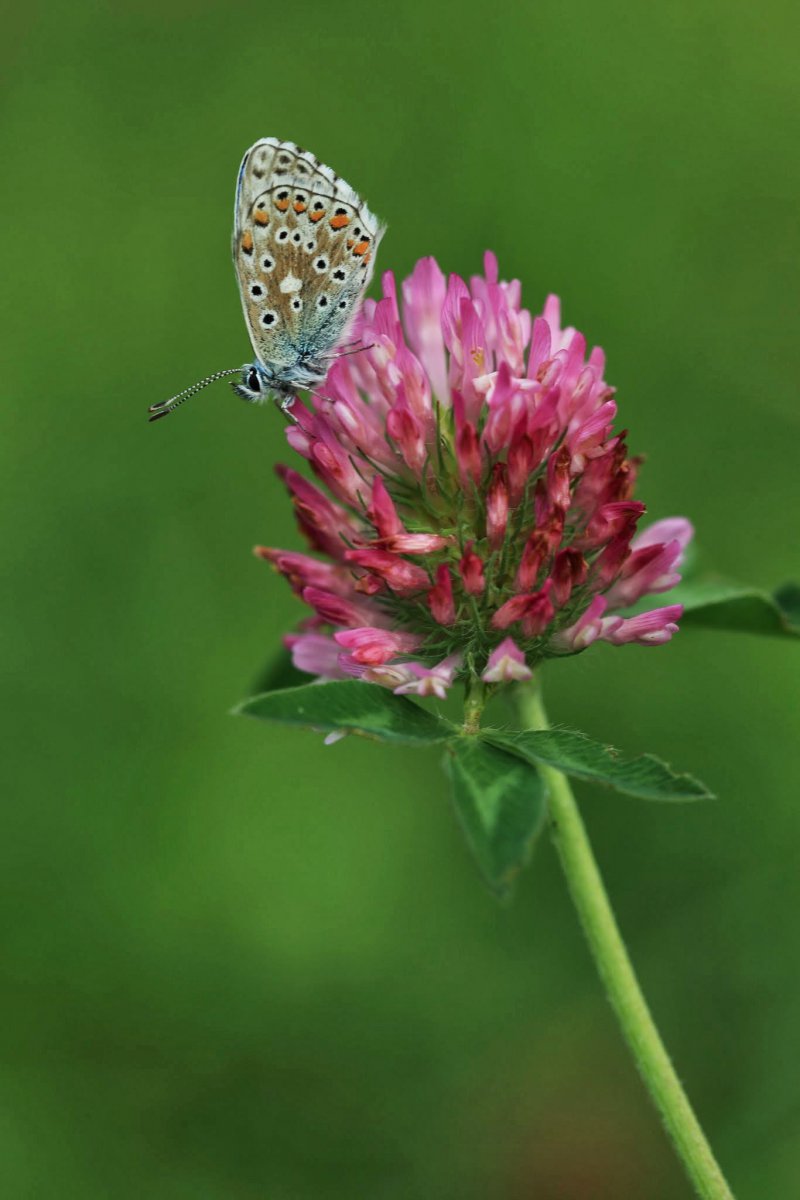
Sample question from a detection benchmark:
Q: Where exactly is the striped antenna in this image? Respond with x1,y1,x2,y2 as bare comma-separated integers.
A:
148,368,243,423
331,341,375,360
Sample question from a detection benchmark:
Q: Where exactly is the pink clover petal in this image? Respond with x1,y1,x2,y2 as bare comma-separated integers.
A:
507,435,535,507
361,662,420,689
368,476,403,539
452,390,483,486
486,463,510,550
255,547,351,597
632,517,694,562
546,445,572,510
344,548,430,593
521,581,555,637
385,392,426,472
334,627,423,665
301,587,381,629
427,563,456,626
491,582,554,636
551,548,588,607
393,653,463,700
277,465,362,562
380,533,451,554
567,399,618,471
286,633,350,680
604,539,684,609
552,595,611,653
310,430,370,506
491,593,533,631
393,345,434,430
483,362,524,453
527,316,552,378
541,294,579,355
601,604,684,646
336,653,367,678
459,543,486,596
481,638,533,684
401,257,449,403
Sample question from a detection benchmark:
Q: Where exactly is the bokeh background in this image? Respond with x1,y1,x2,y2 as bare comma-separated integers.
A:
2,1,799,1195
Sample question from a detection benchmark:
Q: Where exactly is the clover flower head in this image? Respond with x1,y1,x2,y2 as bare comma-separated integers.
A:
259,253,692,699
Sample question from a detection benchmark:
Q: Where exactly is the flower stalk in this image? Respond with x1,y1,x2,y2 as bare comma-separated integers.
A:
462,678,486,734
517,681,735,1200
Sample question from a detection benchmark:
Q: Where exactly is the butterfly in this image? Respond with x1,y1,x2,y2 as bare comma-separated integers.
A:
149,139,384,422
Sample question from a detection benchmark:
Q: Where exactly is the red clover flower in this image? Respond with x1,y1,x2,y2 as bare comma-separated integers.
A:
256,253,692,697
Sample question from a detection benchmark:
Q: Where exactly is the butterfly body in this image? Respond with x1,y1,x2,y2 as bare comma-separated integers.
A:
231,138,384,408
149,139,384,422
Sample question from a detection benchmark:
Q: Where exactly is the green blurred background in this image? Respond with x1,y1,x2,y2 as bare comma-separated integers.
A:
2,0,799,1195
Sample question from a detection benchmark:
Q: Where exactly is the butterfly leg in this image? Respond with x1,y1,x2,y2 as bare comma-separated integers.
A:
273,393,300,422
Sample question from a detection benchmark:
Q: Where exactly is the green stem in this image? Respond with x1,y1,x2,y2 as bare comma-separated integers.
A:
519,683,734,1200
463,678,486,735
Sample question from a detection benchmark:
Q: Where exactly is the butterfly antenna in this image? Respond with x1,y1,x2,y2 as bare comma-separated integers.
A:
148,367,243,423
333,342,375,360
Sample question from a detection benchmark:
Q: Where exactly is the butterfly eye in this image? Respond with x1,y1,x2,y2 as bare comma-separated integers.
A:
247,368,262,392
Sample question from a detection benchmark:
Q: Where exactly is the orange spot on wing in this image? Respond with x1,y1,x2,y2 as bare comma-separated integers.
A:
275,197,290,212
254,209,269,226
353,240,370,256
363,252,371,266
330,213,350,230
346,238,355,248
293,200,307,213
309,209,325,223
241,231,254,253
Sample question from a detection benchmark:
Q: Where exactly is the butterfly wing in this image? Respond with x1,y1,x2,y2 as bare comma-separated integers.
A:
232,139,384,381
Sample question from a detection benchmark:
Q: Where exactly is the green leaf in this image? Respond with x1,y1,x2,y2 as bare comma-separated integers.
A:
235,680,453,745
484,729,712,802
249,644,309,694
444,737,548,896
663,578,800,639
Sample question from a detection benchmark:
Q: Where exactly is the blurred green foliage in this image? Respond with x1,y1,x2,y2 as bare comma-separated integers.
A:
2,0,799,1195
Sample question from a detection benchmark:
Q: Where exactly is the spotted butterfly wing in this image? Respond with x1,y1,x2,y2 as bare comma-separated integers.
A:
233,139,384,393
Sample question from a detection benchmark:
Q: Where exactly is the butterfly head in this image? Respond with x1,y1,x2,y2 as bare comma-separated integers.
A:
231,362,273,404
232,357,328,404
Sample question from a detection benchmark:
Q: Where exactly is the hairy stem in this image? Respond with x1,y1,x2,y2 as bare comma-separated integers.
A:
462,678,486,734
519,683,734,1200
